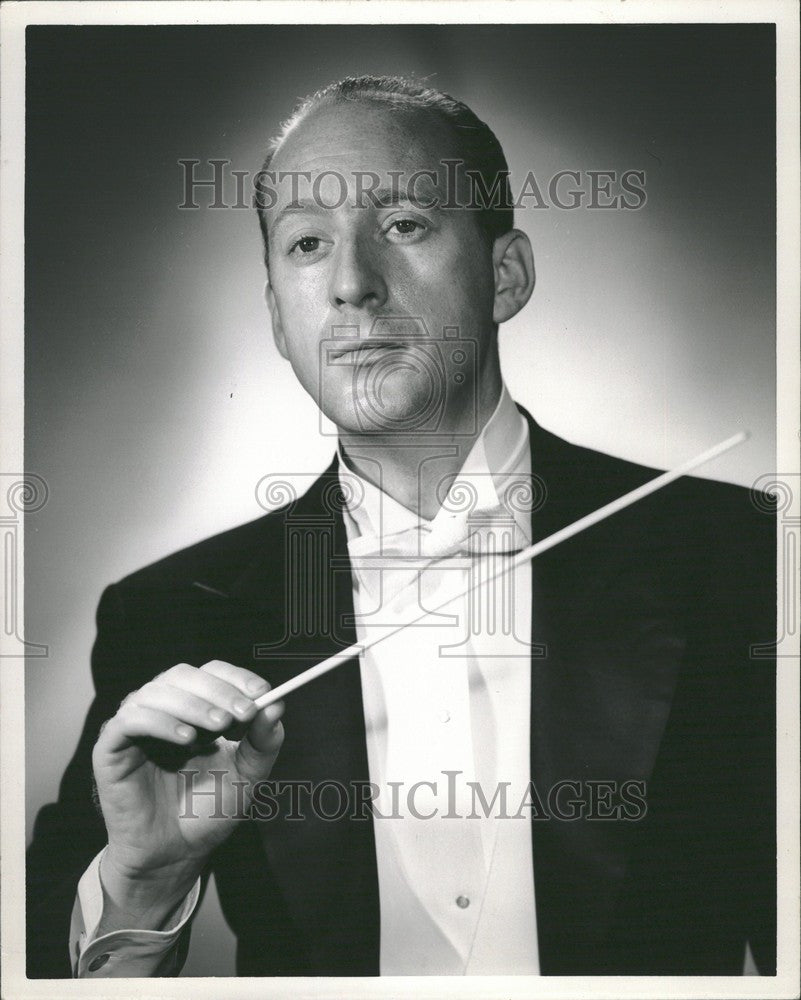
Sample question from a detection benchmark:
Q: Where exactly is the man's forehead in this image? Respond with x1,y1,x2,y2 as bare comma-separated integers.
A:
261,100,481,227
269,100,457,181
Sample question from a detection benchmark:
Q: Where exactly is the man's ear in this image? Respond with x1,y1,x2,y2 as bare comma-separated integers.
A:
264,275,289,360
491,229,535,325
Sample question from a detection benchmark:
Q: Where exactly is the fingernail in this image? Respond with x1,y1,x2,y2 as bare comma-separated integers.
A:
175,724,193,740
246,676,268,694
232,698,253,717
208,708,228,725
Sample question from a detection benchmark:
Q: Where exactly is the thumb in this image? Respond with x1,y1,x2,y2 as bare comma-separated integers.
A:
234,700,285,783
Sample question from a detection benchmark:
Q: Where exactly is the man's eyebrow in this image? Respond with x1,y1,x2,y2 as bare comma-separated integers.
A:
271,186,442,230
367,187,411,207
366,186,441,209
272,198,326,230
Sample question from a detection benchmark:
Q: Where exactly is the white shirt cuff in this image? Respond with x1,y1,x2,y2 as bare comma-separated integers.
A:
70,847,201,977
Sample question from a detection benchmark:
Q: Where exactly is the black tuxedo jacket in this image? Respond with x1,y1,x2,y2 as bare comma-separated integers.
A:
27,411,776,977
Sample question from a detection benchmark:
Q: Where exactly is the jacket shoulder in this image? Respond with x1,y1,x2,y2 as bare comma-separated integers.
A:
112,457,342,598
111,506,290,601
531,417,767,532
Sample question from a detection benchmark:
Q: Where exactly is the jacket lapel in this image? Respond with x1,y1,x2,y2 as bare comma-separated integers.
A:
522,409,685,972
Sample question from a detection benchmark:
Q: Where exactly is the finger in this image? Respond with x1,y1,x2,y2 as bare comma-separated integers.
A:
199,660,270,699
158,662,261,723
234,701,285,782
97,703,197,754
129,682,236,734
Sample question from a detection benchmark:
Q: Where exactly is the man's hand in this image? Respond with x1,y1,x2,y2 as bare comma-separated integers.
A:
91,660,284,933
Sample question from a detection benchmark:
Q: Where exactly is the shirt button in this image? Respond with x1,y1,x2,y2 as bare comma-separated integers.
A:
456,895,470,909
87,953,110,971
439,709,451,723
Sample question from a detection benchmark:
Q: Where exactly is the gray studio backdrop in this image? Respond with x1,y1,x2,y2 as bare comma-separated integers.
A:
25,24,775,974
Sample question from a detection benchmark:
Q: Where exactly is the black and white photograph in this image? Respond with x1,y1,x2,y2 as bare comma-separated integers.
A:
1,2,798,997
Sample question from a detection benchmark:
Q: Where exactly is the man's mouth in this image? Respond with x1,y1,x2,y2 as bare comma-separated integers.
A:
329,341,409,360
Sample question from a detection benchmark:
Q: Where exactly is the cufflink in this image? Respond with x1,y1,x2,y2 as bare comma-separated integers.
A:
87,953,110,972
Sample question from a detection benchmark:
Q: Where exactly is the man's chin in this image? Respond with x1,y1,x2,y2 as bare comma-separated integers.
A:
322,386,446,439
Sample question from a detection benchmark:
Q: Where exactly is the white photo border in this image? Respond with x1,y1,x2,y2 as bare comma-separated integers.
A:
1,2,798,998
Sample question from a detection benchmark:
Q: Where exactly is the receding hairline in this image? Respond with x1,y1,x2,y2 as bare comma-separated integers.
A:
264,93,468,172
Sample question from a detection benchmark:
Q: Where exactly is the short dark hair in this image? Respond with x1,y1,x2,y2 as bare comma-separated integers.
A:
255,75,514,261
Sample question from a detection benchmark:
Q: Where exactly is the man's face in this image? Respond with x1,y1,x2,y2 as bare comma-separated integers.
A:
263,101,500,437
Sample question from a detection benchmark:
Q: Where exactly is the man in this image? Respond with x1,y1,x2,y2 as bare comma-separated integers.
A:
26,76,776,978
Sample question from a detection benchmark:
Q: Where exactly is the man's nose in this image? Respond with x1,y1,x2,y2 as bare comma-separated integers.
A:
328,237,388,312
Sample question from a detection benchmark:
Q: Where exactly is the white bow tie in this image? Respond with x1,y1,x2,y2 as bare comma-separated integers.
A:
346,503,528,564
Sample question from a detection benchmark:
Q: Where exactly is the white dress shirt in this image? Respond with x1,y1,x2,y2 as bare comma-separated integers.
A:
70,385,539,977
340,384,538,974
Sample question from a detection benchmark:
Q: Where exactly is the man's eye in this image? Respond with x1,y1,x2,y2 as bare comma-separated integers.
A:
290,236,321,254
387,218,425,238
